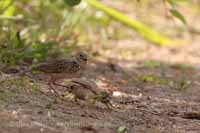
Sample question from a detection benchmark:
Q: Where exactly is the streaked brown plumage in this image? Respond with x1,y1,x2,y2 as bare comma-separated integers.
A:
66,79,112,108
31,52,88,94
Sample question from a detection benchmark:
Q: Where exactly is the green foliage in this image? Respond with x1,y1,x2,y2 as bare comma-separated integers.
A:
0,30,24,68
138,74,191,90
0,0,15,17
0,0,82,71
143,60,160,68
0,28,57,70
168,77,191,90
31,41,58,61
85,0,180,46
63,0,82,6
138,74,169,85
166,0,188,24
169,9,186,24
167,0,188,7
171,63,193,71
138,75,158,82
0,0,196,71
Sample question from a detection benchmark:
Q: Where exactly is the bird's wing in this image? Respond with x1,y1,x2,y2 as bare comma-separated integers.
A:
32,58,80,73
59,59,80,73
71,79,99,94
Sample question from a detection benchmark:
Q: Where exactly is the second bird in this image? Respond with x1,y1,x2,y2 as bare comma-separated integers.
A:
31,51,88,94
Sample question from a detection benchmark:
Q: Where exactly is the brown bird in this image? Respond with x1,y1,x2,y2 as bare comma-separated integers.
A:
66,79,112,108
31,51,88,95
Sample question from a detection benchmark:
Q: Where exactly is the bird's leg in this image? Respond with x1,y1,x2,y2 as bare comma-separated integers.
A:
48,77,59,96
105,102,113,110
53,81,68,88
51,80,70,100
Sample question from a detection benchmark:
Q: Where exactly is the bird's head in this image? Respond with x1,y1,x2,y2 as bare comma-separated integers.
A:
75,51,88,66
91,91,111,103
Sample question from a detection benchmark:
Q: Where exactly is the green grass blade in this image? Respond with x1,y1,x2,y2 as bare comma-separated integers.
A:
84,0,183,46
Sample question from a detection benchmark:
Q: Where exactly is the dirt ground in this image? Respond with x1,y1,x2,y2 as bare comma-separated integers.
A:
1,34,200,133
1,1,200,133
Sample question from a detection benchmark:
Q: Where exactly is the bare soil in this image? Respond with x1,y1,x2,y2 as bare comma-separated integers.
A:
1,1,200,133
1,36,200,133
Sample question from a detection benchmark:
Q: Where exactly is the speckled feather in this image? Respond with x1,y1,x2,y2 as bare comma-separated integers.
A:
28,52,88,95
32,58,80,74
